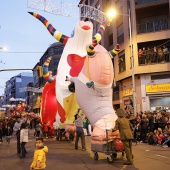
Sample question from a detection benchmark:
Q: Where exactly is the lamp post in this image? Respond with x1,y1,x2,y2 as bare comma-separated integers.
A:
107,9,137,116
0,46,8,51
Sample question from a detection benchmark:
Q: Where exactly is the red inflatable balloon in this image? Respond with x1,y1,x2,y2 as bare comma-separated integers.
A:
40,76,57,128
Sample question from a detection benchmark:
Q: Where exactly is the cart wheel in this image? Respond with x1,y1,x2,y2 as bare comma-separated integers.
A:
112,152,117,158
94,152,99,160
107,155,114,163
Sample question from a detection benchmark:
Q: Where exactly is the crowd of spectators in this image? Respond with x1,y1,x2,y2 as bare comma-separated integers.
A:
127,110,170,147
0,110,44,144
138,46,169,65
1,107,170,149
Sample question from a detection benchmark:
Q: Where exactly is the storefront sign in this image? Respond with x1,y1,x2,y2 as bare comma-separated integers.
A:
124,99,131,106
122,88,133,97
146,84,170,93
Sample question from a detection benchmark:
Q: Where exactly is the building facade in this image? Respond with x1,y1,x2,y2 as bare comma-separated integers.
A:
79,0,170,113
32,42,64,113
4,72,33,105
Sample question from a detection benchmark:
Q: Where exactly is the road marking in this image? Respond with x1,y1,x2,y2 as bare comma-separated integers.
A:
154,154,169,159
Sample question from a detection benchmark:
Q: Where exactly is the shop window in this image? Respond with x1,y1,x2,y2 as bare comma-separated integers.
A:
151,74,170,80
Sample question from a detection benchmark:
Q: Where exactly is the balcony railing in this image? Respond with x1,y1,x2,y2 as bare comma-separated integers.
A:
137,19,168,34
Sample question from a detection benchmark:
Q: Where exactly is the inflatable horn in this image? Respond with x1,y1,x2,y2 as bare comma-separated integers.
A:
28,12,69,44
109,44,120,58
43,56,54,83
92,23,106,46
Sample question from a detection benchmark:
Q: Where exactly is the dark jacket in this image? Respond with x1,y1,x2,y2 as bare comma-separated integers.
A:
5,128,13,136
114,117,133,140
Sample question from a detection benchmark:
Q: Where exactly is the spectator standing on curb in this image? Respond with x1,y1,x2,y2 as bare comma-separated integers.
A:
112,108,134,165
74,109,86,151
140,114,149,143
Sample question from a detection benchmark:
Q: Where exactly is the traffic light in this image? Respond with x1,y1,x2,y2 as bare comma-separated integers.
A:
36,66,43,77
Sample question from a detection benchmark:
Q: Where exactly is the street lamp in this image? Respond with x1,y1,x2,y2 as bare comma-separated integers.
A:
107,9,137,116
0,46,8,51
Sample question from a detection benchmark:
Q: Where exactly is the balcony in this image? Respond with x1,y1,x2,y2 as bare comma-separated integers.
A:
137,19,169,34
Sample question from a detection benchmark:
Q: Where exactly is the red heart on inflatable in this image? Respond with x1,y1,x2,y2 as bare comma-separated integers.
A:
67,54,86,77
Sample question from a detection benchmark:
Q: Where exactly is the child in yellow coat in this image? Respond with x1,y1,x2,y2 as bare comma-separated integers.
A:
30,137,48,170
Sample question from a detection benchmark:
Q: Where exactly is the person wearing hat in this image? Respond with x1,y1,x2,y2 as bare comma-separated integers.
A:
113,108,134,165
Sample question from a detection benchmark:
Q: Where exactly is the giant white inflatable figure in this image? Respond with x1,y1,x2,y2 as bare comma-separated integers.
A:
29,12,108,138
69,43,120,142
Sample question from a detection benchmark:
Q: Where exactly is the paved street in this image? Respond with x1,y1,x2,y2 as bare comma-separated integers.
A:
0,129,170,170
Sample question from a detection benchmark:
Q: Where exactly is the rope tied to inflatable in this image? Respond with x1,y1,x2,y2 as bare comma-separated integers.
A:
86,56,94,88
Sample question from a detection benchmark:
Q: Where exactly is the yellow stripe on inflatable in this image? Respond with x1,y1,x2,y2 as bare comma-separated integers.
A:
33,13,37,17
56,32,62,41
113,49,119,55
101,25,105,30
45,21,50,28
87,48,94,53
94,33,101,43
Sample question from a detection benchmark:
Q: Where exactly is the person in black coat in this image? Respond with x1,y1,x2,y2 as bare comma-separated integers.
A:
148,112,155,132
4,125,13,144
